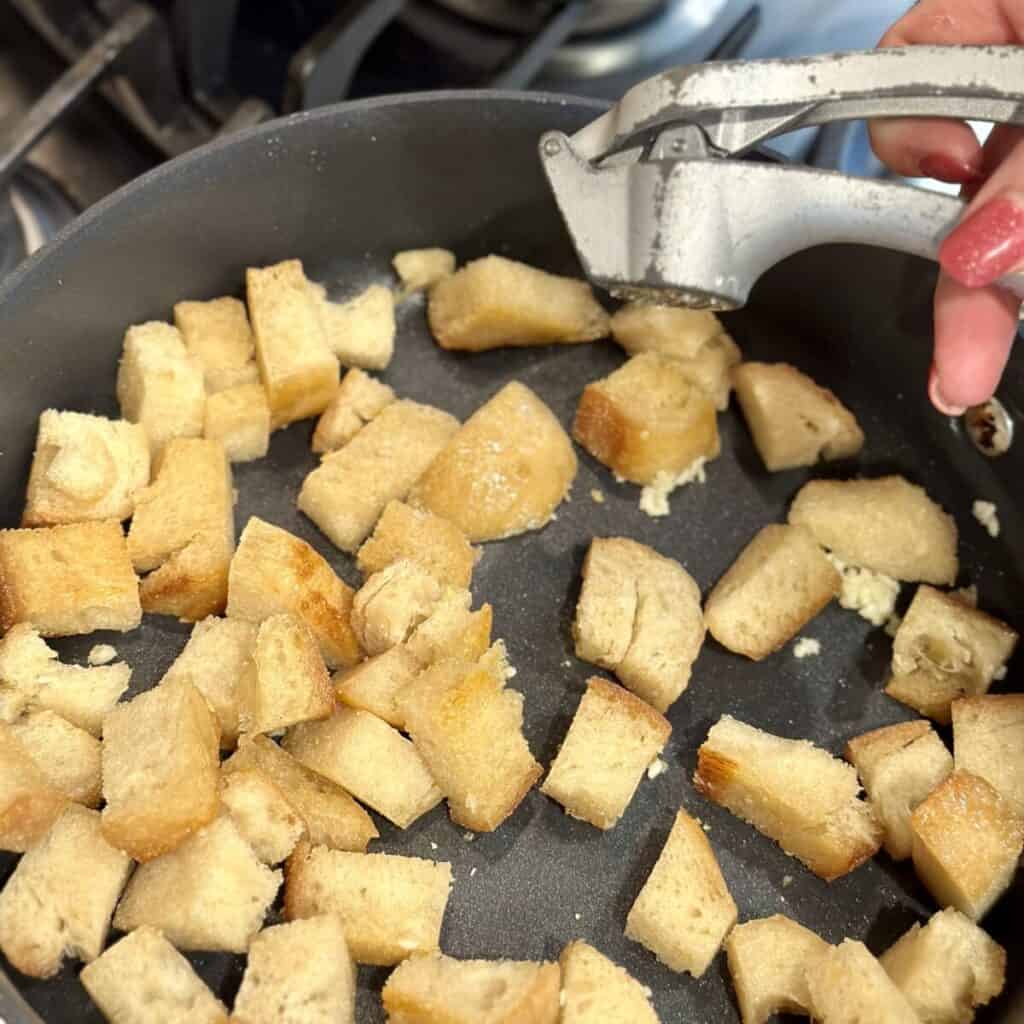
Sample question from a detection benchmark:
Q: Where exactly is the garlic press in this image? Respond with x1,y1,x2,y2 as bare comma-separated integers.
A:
539,46,1024,310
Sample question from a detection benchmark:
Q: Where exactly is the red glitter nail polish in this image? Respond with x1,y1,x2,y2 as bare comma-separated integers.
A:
919,153,982,184
939,198,1024,288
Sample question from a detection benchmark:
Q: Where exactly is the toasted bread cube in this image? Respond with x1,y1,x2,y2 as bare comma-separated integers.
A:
222,768,305,865
241,613,334,735
542,677,671,829
733,362,864,471
0,805,131,977
351,560,443,656
224,735,377,852
161,616,257,748
845,720,953,860
203,382,270,462
705,524,840,661
312,282,395,371
806,940,921,1024
232,914,356,1024
405,591,492,668
0,623,129,735
886,587,1018,724
285,842,452,966
881,908,1005,1024
625,808,738,977
410,381,576,543
10,711,101,806
573,537,705,712
0,722,69,851
0,520,141,636
789,476,958,584
725,915,829,1024
300,399,460,552
910,770,1023,920
114,815,281,953
174,295,259,394
393,247,456,296
117,321,205,454
23,410,150,526
334,645,421,728
953,694,1024,816
383,952,560,1024
428,254,608,351
558,940,658,1024
284,707,443,829
312,367,395,454
401,657,541,832
357,500,477,588
695,715,882,880
101,678,221,861
227,517,361,669
573,353,720,486
246,260,339,428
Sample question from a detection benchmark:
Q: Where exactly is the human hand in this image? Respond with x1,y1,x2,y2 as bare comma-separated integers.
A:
869,0,1024,415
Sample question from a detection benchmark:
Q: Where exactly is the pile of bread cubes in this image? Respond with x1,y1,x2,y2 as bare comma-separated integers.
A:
0,246,1019,1024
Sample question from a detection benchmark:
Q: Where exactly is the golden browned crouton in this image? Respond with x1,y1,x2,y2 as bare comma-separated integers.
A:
221,768,305,865
334,645,421,728
312,282,395,371
393,248,456,296
558,940,659,1024
404,590,492,668
351,560,443,657
10,711,101,807
0,722,69,851
312,368,395,454
953,694,1024,816
203,382,270,462
174,295,259,393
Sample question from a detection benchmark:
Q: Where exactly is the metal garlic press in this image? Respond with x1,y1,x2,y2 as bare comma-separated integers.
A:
540,46,1024,310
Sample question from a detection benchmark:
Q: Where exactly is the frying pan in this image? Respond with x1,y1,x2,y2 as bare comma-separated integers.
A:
0,92,1021,1022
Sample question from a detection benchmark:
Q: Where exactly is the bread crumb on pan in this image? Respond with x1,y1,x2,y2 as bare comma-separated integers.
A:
87,644,117,666
827,553,900,627
638,457,707,518
972,499,1001,538
792,637,821,659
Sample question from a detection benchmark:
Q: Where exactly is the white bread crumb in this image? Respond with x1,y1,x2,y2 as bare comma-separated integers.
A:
782,874,793,887
828,553,900,626
87,644,117,667
972,500,1000,538
590,489,605,504
638,457,707,518
793,638,821,659
647,757,669,780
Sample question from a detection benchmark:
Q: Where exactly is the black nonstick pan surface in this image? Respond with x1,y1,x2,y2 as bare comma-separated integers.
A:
0,92,1021,1022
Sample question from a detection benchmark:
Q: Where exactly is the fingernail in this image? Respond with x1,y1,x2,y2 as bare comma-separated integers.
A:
939,195,1024,288
928,365,967,417
918,153,983,184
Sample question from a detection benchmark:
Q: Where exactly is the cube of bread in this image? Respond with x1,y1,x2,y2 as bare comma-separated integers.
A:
625,808,738,977
285,842,453,965
174,295,259,393
117,321,206,454
542,677,671,829
573,352,720,485
203,382,270,462
222,768,305,865
733,362,864,471
393,247,456,296
910,770,1023,920
382,952,560,1024
694,715,882,880
357,499,477,588
400,657,541,832
789,476,958,584
725,915,830,1024
161,615,258,748
410,381,576,543
953,694,1024,816
558,940,659,1024
573,537,705,712
845,720,953,859
284,707,443,829
241,613,334,735
227,516,362,669
312,367,395,454
114,815,281,953
23,410,150,526
0,622,129,735
300,399,460,552
886,587,1018,724
224,735,377,852
101,678,221,861
428,254,608,351
312,282,395,370
0,520,141,636
805,940,921,1024
404,590,492,668
704,524,840,661
246,260,339,428
232,914,356,1024
609,303,740,410
10,710,101,806
81,926,228,1024
0,721,69,851
0,805,131,977
351,560,443,656
334,645,421,728
881,908,1006,1024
